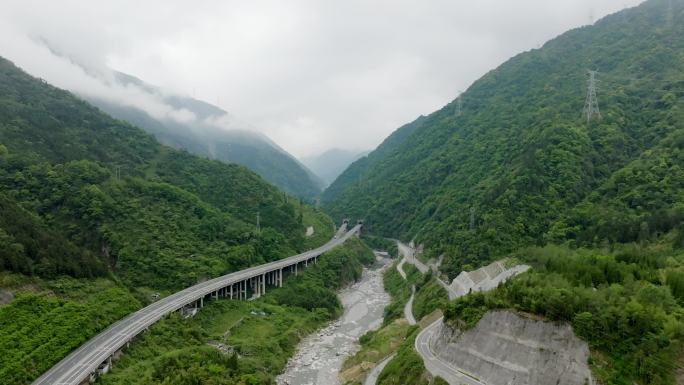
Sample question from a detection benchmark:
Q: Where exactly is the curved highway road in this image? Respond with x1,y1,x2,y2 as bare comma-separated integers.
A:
414,317,485,385
33,224,360,385
397,241,428,274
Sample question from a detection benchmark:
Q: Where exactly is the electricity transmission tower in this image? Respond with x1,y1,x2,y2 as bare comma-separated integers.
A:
583,70,601,123
667,0,674,29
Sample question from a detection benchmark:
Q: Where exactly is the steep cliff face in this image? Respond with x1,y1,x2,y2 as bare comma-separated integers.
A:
432,311,593,385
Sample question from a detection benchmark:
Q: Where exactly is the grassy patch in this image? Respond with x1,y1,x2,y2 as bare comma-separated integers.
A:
376,326,428,385
302,205,335,250
412,274,449,321
340,319,412,384
382,263,422,326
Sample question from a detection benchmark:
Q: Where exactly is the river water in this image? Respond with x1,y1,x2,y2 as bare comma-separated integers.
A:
276,256,391,385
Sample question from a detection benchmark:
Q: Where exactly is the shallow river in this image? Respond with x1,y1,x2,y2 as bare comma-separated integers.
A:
276,256,391,385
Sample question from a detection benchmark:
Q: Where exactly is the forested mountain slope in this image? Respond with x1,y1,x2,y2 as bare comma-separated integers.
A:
0,56,332,289
302,148,369,187
86,72,324,200
325,0,684,277
322,116,425,202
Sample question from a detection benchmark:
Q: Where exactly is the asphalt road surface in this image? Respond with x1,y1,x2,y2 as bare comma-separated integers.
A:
363,353,396,385
404,285,416,325
396,241,428,273
414,317,485,385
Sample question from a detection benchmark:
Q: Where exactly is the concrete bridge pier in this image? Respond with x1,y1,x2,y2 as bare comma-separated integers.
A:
262,274,266,294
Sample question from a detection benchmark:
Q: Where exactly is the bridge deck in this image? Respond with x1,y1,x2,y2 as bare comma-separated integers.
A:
33,224,360,385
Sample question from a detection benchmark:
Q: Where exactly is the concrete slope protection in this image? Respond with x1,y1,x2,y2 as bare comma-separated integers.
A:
415,319,484,385
424,312,594,385
414,259,531,385
447,260,530,300
33,223,360,385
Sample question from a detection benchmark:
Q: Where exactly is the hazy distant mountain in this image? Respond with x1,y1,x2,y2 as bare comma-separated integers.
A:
83,71,324,200
302,148,369,187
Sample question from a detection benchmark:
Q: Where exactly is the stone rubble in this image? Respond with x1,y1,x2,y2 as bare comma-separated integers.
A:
276,257,391,385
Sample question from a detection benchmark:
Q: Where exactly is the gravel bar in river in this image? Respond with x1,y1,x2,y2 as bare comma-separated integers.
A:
276,256,392,385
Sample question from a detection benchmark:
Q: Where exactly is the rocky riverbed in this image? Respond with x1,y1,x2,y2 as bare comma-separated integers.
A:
276,256,391,385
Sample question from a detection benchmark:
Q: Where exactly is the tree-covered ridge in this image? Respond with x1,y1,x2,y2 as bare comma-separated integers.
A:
0,276,141,385
91,96,324,201
551,127,684,246
325,0,684,277
0,56,331,289
321,116,426,204
444,244,684,385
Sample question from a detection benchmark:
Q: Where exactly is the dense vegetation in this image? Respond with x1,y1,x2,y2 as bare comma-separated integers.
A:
382,263,421,325
324,0,684,278
0,55,328,289
0,275,141,385
340,254,449,385
89,72,323,200
411,273,448,321
301,206,335,250
340,319,412,385
375,327,428,385
445,244,684,385
361,234,398,257
96,238,374,385
0,55,337,385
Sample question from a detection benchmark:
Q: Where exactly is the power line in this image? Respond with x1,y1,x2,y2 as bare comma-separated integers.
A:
583,70,601,123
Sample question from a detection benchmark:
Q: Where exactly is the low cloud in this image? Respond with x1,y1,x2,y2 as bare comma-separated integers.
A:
0,0,645,157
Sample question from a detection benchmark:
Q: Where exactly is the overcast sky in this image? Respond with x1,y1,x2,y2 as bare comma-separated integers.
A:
0,0,644,158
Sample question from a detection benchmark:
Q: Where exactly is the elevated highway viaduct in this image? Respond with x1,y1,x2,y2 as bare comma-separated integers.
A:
33,223,361,385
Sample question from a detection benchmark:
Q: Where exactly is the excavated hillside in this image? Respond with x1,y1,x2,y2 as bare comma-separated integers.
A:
432,310,594,385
